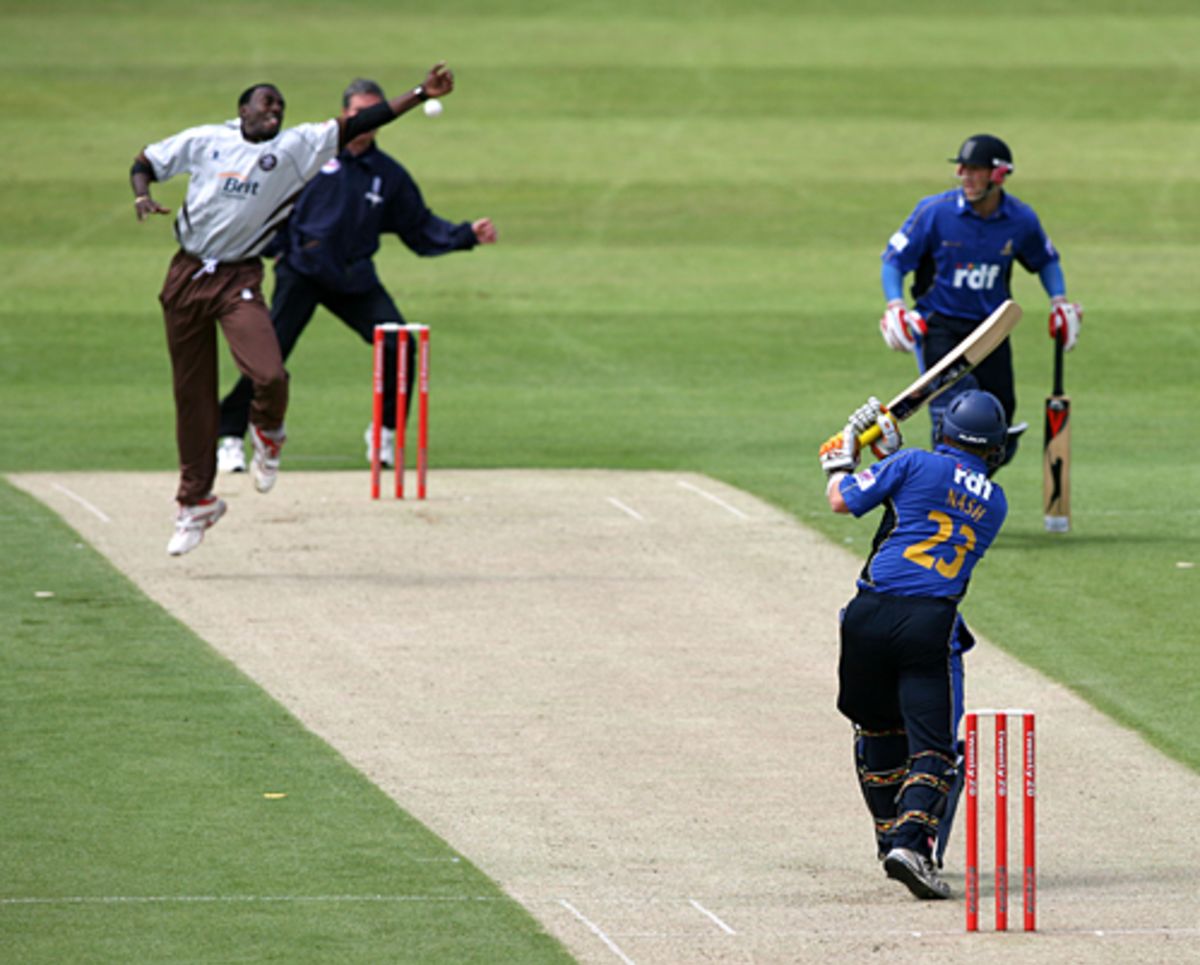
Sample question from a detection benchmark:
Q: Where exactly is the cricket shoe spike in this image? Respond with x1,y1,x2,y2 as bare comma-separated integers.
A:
167,495,226,556
251,424,286,493
217,436,246,473
884,847,952,900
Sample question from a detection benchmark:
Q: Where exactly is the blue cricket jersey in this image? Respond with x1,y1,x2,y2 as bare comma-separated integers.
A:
881,189,1058,319
838,445,1007,601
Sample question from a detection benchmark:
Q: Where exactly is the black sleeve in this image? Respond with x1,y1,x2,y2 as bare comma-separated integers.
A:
339,101,398,146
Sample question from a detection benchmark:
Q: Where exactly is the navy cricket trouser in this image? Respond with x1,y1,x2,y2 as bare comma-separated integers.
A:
837,590,958,856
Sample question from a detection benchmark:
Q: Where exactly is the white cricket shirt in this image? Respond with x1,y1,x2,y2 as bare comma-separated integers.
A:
144,118,339,262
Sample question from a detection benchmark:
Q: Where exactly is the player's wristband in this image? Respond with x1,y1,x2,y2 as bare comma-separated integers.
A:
412,85,429,102
134,195,150,203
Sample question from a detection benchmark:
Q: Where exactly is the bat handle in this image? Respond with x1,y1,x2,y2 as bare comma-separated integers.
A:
1053,333,1065,395
857,423,882,447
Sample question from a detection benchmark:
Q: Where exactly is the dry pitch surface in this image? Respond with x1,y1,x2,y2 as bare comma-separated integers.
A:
12,469,1200,964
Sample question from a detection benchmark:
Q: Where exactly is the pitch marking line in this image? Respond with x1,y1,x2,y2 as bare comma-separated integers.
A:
676,480,750,520
559,899,636,964
689,898,736,934
606,497,646,521
51,483,112,523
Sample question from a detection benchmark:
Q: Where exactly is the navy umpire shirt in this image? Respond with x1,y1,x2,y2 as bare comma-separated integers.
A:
277,144,477,292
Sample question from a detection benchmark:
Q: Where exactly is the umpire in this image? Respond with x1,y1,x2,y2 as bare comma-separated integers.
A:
217,78,497,472
819,390,1010,900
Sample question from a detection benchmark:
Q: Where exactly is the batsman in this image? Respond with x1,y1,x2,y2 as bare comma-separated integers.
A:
819,390,1009,900
878,134,1082,471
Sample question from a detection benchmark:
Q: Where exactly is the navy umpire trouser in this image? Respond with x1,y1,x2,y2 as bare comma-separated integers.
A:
218,258,414,437
838,589,958,857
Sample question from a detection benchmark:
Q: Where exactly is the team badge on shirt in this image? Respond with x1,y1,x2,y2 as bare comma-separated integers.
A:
258,153,278,171
320,158,341,175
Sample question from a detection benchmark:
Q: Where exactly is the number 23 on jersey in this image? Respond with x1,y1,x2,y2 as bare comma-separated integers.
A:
903,510,976,580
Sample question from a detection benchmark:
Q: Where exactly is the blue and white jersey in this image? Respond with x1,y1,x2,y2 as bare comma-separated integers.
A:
838,445,1007,601
882,189,1058,320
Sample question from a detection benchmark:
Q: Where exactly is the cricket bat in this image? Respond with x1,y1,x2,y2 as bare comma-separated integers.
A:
1043,334,1071,532
856,299,1023,447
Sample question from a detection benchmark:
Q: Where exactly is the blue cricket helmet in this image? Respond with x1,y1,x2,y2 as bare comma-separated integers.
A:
941,390,1008,450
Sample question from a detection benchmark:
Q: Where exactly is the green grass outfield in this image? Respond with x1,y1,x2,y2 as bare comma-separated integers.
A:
2,0,1198,959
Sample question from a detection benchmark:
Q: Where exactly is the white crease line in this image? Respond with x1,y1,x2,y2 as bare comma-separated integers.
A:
677,480,750,520
606,497,646,521
51,483,112,524
689,898,736,934
559,899,636,965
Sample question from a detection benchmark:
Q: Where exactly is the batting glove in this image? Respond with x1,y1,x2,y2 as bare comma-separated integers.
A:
869,410,903,459
847,397,884,438
1048,296,1082,351
819,426,861,477
880,300,927,353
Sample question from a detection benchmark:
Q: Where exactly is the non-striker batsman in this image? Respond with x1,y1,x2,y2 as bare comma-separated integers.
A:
878,134,1082,470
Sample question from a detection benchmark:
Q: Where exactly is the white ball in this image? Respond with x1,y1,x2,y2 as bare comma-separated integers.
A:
423,99,443,117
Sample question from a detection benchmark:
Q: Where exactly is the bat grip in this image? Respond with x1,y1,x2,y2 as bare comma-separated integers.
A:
857,423,883,447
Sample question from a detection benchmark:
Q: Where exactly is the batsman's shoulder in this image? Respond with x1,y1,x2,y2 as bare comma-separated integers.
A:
900,190,960,233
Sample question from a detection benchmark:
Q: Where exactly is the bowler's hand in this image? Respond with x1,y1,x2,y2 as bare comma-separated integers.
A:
423,62,454,98
134,196,170,221
473,218,497,244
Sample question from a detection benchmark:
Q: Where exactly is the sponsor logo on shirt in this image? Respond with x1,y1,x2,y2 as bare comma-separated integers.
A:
953,465,994,500
320,158,341,175
854,468,877,491
951,262,1001,290
1000,239,1013,256
888,231,909,253
947,465,994,521
219,171,260,199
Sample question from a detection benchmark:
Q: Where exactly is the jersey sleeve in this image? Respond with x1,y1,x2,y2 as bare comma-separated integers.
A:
838,451,911,517
288,120,341,182
142,125,211,182
1015,206,1059,273
881,198,934,274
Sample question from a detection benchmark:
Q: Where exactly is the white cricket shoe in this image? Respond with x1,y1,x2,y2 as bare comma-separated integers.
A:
250,424,286,493
884,847,952,900
364,424,395,468
217,436,246,473
167,495,227,556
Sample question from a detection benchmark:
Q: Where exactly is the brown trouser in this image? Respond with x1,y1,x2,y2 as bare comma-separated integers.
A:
159,250,288,505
